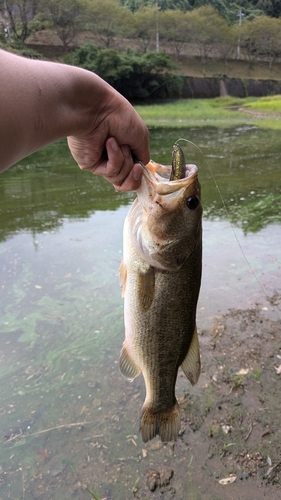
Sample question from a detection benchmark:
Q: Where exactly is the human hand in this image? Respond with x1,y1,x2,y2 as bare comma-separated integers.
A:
68,136,146,192
67,89,150,192
0,52,150,177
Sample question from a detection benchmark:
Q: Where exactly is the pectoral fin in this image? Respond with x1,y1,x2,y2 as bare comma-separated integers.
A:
119,344,141,381
181,326,201,386
138,266,155,313
119,260,127,298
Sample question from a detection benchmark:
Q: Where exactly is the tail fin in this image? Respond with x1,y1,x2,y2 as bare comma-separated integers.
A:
140,401,181,443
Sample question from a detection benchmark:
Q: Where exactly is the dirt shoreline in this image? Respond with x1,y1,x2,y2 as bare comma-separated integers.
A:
127,297,281,499
3,300,280,499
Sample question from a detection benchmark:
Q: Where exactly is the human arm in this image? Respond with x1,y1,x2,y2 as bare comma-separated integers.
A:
0,49,150,191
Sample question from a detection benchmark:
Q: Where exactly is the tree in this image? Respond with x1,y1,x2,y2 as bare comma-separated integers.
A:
42,0,84,51
189,0,266,23
94,48,181,99
121,0,153,13
214,18,237,65
122,0,191,13
160,10,192,59
65,44,181,100
187,6,227,63
84,0,133,48
189,0,229,20
64,41,99,71
240,16,281,69
1,0,41,41
157,0,191,10
252,0,281,18
131,5,158,52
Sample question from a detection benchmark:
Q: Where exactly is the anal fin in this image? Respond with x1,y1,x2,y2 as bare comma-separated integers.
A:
180,326,201,386
119,344,141,381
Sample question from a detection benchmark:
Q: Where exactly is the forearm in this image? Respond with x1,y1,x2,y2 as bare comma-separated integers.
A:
0,49,150,190
0,49,111,171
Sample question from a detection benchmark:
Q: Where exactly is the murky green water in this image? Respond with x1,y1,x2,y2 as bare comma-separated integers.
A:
0,127,280,499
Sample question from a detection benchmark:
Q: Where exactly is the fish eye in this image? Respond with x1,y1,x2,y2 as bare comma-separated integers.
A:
186,196,199,210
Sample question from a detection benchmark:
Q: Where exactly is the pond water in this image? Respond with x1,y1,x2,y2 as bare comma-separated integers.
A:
0,126,280,499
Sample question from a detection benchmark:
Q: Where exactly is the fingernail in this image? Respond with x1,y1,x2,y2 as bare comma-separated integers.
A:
120,145,130,157
109,138,118,152
133,164,142,181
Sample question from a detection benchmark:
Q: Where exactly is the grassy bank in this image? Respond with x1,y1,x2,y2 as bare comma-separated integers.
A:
135,96,281,130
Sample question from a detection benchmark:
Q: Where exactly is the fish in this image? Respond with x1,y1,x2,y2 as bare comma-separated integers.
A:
119,144,202,443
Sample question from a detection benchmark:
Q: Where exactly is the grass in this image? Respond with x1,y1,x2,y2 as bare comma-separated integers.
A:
246,94,281,112
135,96,281,129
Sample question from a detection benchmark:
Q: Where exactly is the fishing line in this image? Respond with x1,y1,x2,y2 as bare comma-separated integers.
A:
176,137,281,321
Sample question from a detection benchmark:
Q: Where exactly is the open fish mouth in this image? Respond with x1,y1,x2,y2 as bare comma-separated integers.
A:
141,160,198,194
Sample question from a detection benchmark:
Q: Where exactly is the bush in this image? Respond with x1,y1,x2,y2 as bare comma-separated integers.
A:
64,43,183,100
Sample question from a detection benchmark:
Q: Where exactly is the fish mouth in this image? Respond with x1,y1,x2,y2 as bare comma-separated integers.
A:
141,160,198,195
136,160,199,213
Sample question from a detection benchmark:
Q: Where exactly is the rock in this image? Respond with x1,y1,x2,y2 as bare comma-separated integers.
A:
146,469,159,492
160,486,176,497
146,467,174,492
47,456,67,477
240,471,249,480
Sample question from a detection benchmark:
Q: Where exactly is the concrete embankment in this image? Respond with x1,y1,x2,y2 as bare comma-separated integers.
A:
182,76,281,98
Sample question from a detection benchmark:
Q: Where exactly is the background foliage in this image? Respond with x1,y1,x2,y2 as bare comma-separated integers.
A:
1,0,281,99
65,44,184,99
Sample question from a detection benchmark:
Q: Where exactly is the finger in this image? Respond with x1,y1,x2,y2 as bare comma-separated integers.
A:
103,139,134,186
129,124,150,166
113,163,143,192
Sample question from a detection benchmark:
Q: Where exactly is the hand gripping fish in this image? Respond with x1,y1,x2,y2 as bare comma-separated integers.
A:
119,144,202,443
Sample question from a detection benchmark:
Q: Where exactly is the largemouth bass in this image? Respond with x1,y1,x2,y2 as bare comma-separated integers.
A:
119,145,202,443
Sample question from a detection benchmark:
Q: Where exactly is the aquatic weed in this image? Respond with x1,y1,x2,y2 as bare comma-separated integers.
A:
84,486,102,500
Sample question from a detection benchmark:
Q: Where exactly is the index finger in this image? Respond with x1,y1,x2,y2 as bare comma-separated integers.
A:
129,124,150,167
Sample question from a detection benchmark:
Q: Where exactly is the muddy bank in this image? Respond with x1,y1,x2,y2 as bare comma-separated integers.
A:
123,301,281,499
74,298,281,499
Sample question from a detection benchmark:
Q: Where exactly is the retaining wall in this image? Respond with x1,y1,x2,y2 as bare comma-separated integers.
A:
182,76,281,98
